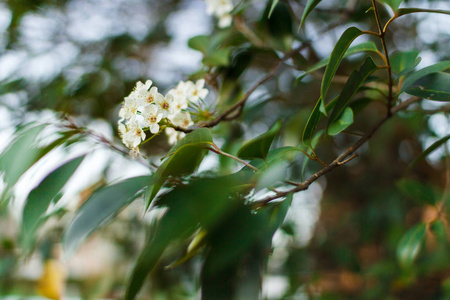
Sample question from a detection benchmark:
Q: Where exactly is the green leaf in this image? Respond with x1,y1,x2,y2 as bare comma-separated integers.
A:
405,135,450,174
302,98,322,146
430,221,448,244
265,2,293,51
390,50,420,76
0,79,24,96
201,196,291,299
349,97,372,114
255,161,288,191
298,0,321,31
321,95,339,115
397,223,427,269
396,179,436,206
401,60,450,92
188,35,209,54
203,48,231,67
405,72,450,101
21,156,85,252
328,57,377,128
146,128,213,207
266,146,301,163
296,41,379,82
379,0,403,11
321,27,363,112
397,8,450,18
63,176,151,257
237,120,282,160
268,0,279,18
125,175,243,300
327,107,354,136
301,130,324,179
0,124,46,187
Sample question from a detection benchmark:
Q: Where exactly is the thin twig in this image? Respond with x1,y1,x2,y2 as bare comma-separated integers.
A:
252,96,422,207
371,0,394,114
208,143,261,172
60,118,151,168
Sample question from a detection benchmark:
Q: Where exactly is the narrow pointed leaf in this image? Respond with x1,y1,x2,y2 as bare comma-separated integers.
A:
390,50,420,76
266,146,301,163
301,130,325,179
301,129,324,179
298,0,321,31
63,176,151,257
397,223,427,269
297,41,379,82
146,128,213,207
0,124,46,186
268,0,280,18
405,135,450,174
237,120,282,159
397,8,450,17
401,60,450,92
21,156,85,252
327,107,354,136
188,35,209,54
379,0,403,11
302,98,322,146
328,57,377,127
166,230,208,269
320,27,363,112
203,48,231,67
405,72,450,101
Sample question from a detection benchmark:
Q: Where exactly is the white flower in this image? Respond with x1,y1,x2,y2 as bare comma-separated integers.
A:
170,111,193,129
170,93,189,114
205,0,233,16
127,80,153,103
144,86,164,105
218,13,232,28
121,122,146,149
165,127,186,145
141,105,163,134
118,122,127,138
169,81,190,99
205,0,234,28
129,147,141,158
187,79,209,103
168,81,191,113
156,93,175,118
166,111,192,145
119,96,144,121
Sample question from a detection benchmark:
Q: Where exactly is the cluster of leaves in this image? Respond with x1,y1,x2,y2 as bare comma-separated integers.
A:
1,0,450,299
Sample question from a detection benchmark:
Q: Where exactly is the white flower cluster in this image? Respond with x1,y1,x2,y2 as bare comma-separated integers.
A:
205,0,234,28
118,79,208,156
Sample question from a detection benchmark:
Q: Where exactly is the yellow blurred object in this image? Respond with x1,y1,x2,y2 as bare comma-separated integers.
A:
37,259,65,300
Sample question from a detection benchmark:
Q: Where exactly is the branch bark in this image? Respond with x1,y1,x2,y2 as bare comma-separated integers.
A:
253,96,422,207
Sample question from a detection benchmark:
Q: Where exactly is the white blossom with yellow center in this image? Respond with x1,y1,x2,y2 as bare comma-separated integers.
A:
141,105,163,134
156,93,175,118
187,79,209,103
120,121,146,149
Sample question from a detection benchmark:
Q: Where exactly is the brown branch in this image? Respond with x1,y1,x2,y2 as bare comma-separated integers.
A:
252,96,422,208
172,2,362,135
410,105,450,115
207,143,261,172
170,44,309,135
